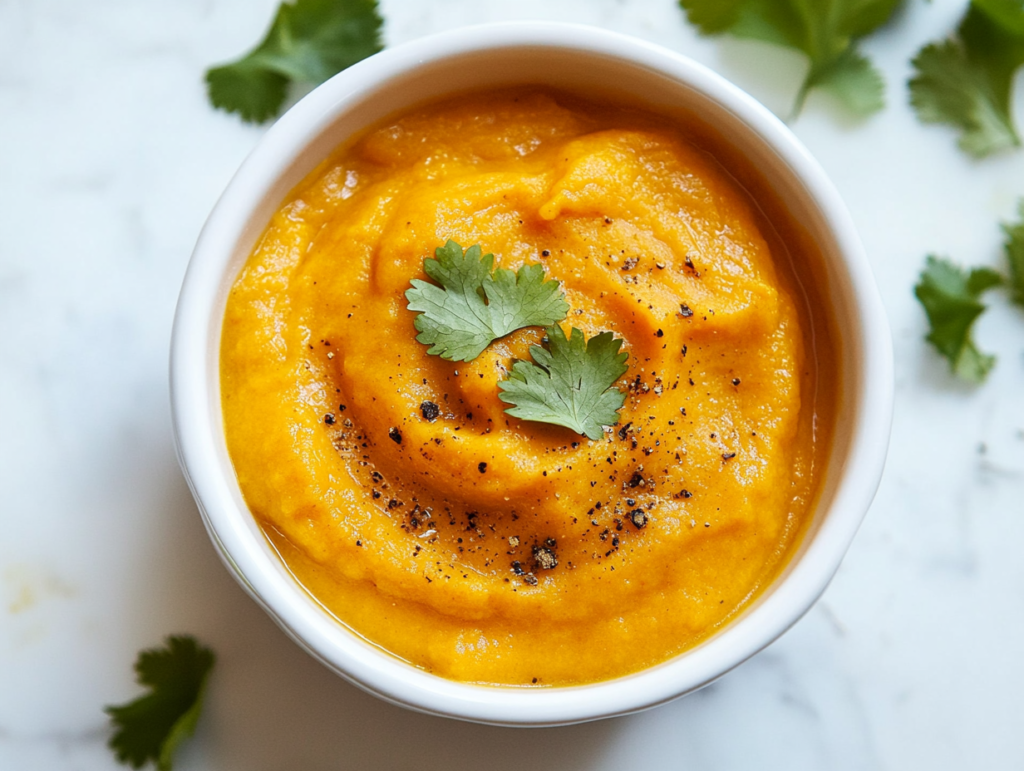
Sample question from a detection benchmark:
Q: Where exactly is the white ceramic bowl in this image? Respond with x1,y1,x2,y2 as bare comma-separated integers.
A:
170,22,893,726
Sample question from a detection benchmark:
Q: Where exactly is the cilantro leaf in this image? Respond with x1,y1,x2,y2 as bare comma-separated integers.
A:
678,0,903,118
405,241,570,362
106,636,216,771
805,47,886,116
909,1,1024,158
914,256,1004,382
205,0,383,123
498,325,629,440
1003,200,1024,307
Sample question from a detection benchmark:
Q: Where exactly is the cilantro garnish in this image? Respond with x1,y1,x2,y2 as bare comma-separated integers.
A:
405,240,570,362
498,325,629,440
909,0,1024,158
915,202,1024,382
1003,200,1024,307
405,243,627,437
678,0,904,118
105,636,215,771
914,256,1004,383
205,0,383,124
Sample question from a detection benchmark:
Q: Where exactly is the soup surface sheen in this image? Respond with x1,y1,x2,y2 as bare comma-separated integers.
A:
220,88,834,686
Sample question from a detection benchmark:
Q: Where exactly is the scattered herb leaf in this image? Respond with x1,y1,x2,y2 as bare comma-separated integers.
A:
405,240,569,362
1003,200,1024,307
914,256,1004,382
106,636,216,771
678,0,904,118
909,0,1024,158
498,325,629,440
205,0,383,123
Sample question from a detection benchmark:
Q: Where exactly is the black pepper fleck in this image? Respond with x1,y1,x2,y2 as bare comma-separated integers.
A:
420,401,440,421
533,546,558,570
388,427,402,444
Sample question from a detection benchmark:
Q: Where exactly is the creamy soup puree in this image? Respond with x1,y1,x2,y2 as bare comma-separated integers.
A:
220,88,837,686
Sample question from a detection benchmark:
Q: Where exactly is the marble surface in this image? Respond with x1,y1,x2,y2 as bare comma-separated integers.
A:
2,0,1023,768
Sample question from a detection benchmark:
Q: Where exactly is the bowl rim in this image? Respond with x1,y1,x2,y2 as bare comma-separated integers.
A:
170,20,894,726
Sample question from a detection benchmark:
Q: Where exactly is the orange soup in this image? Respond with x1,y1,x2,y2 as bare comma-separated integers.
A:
220,88,836,686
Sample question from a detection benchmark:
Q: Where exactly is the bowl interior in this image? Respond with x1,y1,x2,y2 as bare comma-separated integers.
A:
172,24,891,727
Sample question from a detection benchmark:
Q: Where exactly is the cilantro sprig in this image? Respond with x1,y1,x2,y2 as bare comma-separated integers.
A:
498,325,629,441
909,0,1024,158
106,636,215,771
915,202,1024,382
205,0,383,123
915,256,1003,382
406,242,628,438
405,240,570,362
678,0,905,118
1005,201,1024,307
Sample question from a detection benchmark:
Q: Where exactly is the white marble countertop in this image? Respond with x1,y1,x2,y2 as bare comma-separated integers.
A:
2,0,1023,768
